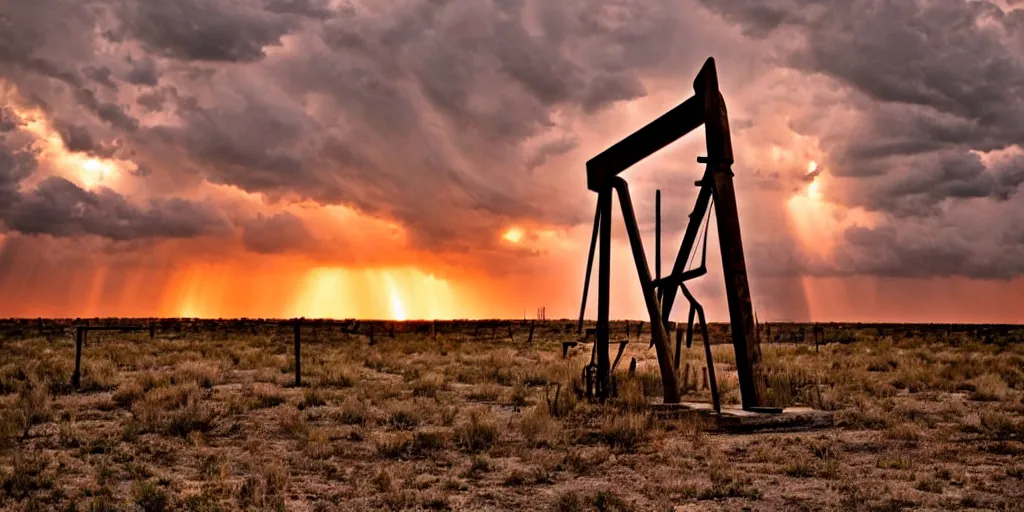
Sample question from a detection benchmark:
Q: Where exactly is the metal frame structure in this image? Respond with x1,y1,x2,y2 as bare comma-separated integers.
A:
577,57,768,411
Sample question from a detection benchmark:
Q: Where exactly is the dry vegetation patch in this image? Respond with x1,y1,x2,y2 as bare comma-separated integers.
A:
0,322,1021,510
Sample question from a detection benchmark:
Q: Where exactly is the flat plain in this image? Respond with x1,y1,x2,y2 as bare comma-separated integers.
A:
0,319,1022,511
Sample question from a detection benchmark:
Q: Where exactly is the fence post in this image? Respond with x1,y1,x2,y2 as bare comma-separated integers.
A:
72,327,84,389
294,321,302,387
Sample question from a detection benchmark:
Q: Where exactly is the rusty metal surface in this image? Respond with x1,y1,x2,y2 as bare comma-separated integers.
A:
578,57,767,410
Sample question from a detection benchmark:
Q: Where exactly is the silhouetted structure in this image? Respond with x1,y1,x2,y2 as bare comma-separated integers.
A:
577,57,767,412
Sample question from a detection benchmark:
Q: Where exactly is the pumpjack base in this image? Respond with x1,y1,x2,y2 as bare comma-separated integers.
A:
651,402,834,433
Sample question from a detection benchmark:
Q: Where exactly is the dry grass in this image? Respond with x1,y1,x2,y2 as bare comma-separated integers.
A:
0,320,1021,510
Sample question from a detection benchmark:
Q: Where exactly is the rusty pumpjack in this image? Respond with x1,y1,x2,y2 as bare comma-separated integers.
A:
576,57,771,413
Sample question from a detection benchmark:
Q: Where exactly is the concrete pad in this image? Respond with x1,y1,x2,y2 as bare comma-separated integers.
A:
650,401,834,433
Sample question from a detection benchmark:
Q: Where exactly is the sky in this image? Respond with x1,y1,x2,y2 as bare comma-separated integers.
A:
1,0,1023,323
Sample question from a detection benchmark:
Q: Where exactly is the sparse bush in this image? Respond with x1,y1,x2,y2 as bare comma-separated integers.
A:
555,491,586,512
599,413,651,453
546,382,579,419
978,411,1024,440
113,380,146,409
591,489,633,511
237,463,288,509
468,383,503,402
385,401,423,430
132,480,170,512
164,402,221,437
520,406,558,447
171,362,222,389
885,423,922,442
456,408,498,453
81,359,120,391
506,382,530,407
915,475,944,493
439,405,458,426
278,408,308,439
700,463,761,500
300,386,327,409
247,383,287,409
1,453,54,499
411,428,448,456
318,365,357,388
783,457,817,478
969,374,1011,402
375,432,414,459
615,377,647,412
411,372,447,397
301,428,333,459
461,456,491,479
337,398,369,425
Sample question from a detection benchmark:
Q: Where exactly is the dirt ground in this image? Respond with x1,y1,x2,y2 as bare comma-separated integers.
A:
0,320,1022,511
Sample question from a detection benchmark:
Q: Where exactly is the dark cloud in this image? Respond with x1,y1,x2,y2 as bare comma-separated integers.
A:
54,121,100,154
83,66,118,91
4,0,1021,283
582,72,647,114
526,137,580,171
118,0,297,62
0,136,38,202
1,177,231,241
125,57,159,86
240,212,315,254
699,0,1024,278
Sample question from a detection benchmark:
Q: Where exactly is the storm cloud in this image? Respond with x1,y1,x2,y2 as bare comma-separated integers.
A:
0,0,1022,283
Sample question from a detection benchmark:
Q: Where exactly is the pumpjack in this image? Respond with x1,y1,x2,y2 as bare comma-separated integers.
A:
577,57,769,413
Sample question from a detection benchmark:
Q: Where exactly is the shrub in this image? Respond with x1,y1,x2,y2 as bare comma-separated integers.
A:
545,382,579,419
969,374,1011,402
915,475,943,493
247,383,287,410
300,387,327,409
171,363,222,389
113,381,146,409
411,428,449,456
978,411,1024,440
468,384,503,402
11,380,51,438
278,408,308,439
599,413,651,453
132,480,170,512
411,373,447,397
385,401,422,430
456,408,498,453
318,365,357,388
337,398,369,425
81,360,119,392
519,406,557,447
375,432,414,459
0,453,54,499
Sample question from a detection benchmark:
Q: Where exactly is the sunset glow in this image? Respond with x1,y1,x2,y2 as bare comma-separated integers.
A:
502,227,525,243
80,158,117,188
